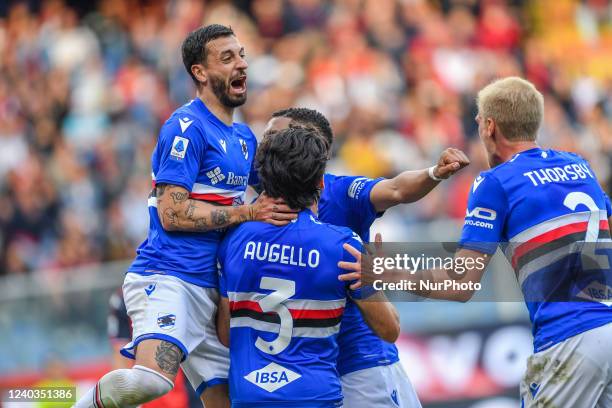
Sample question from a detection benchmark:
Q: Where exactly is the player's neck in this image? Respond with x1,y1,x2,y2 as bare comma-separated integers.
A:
196,91,234,126
499,140,539,163
309,201,318,215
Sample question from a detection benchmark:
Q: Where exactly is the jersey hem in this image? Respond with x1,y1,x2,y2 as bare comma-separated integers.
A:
534,316,612,353
338,355,400,377
126,269,218,288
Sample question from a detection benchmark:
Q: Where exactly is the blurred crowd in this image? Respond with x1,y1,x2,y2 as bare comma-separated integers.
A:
0,0,610,276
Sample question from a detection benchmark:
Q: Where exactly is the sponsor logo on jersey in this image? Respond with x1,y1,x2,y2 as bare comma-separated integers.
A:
239,138,249,160
576,281,612,306
144,283,156,297
157,313,176,329
244,362,301,392
207,167,226,185
170,136,189,160
227,172,248,186
466,207,497,221
179,117,193,133
348,177,369,199
464,207,496,229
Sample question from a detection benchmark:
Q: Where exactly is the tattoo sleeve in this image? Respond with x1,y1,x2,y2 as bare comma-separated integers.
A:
211,209,230,226
154,341,182,375
156,183,250,232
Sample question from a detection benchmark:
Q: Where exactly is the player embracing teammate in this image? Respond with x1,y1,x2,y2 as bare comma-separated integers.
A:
74,24,296,408
75,22,469,408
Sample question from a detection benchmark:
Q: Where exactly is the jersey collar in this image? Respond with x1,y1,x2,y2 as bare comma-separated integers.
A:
192,98,233,130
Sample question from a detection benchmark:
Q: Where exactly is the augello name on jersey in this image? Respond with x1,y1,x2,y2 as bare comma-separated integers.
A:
523,163,593,187
244,241,320,268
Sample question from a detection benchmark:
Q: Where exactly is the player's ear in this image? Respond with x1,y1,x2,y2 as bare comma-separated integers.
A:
191,64,207,85
486,118,496,140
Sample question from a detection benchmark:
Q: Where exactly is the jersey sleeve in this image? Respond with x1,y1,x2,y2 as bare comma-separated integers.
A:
154,118,207,191
336,176,385,231
340,233,372,299
459,173,508,254
604,192,611,218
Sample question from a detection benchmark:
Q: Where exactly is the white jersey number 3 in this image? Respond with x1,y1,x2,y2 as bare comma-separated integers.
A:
255,277,295,355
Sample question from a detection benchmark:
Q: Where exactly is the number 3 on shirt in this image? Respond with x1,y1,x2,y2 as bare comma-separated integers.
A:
256,277,295,355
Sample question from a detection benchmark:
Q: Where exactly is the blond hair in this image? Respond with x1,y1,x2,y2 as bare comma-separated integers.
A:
477,77,544,141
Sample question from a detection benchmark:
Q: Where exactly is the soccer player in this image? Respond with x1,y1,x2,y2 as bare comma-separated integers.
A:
264,108,469,407
73,24,296,408
107,289,192,408
216,126,400,407
340,77,612,407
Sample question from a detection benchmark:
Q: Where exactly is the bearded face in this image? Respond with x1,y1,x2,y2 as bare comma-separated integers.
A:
209,70,247,108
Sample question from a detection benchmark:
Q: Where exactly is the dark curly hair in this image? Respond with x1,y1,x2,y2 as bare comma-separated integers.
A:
256,127,328,210
271,108,333,148
181,24,235,85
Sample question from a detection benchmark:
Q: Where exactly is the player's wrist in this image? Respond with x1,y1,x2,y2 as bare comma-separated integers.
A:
428,165,443,181
243,203,256,222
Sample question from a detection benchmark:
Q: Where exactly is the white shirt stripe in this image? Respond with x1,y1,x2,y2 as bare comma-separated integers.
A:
230,317,342,338
509,210,607,243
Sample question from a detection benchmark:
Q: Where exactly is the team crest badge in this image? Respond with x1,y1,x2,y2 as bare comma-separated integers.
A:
239,138,248,160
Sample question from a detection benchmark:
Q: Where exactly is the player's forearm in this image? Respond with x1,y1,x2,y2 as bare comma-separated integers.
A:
156,184,252,232
399,268,477,302
371,169,439,212
354,293,400,343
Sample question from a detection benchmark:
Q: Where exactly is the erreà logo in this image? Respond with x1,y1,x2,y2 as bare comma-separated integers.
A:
244,362,301,392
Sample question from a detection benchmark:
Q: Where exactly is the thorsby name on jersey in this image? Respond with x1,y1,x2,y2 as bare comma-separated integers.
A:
460,148,612,353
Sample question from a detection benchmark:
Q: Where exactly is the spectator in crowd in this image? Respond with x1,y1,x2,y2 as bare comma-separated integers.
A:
0,0,610,275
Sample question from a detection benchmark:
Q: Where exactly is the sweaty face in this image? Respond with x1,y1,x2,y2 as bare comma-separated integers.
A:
204,36,248,108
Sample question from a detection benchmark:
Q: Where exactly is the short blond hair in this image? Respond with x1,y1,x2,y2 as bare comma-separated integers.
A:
477,77,544,141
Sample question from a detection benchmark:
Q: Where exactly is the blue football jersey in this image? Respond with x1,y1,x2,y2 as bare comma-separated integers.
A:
129,98,257,288
319,173,400,376
218,209,363,407
459,148,612,352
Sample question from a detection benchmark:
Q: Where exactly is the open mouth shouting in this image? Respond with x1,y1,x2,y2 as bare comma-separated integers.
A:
230,74,247,96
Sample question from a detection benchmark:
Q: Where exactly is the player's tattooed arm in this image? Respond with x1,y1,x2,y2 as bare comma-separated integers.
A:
370,148,470,212
154,341,182,376
155,183,298,231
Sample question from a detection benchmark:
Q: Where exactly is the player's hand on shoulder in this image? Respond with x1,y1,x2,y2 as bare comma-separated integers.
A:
249,192,298,226
338,233,383,290
434,148,470,179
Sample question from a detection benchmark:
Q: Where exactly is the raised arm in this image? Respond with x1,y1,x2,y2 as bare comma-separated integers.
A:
370,148,470,212
155,183,297,232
